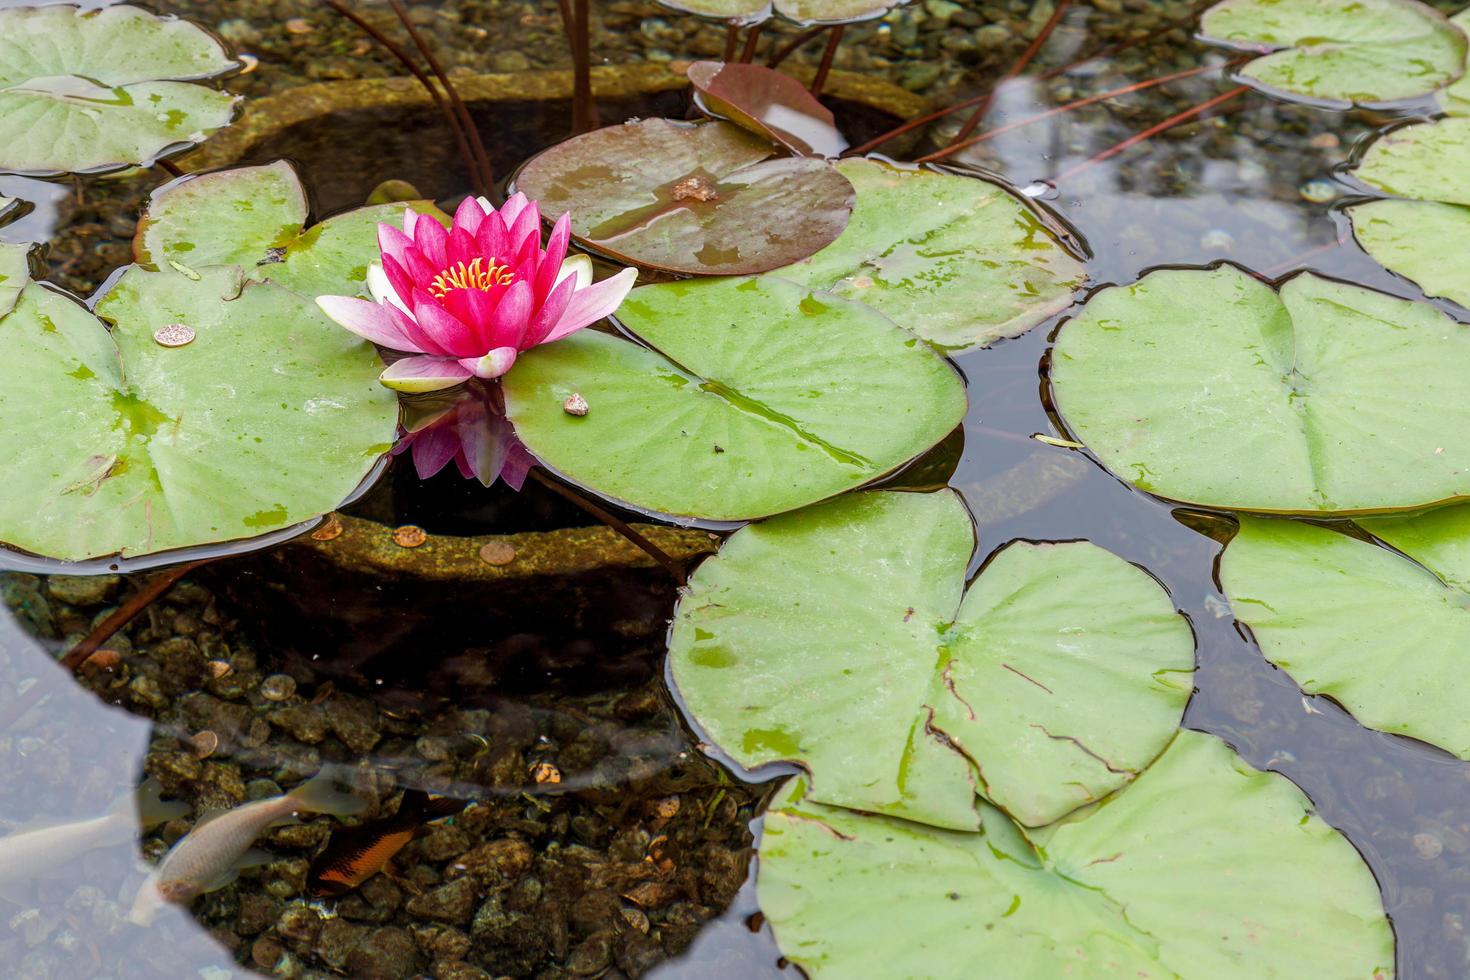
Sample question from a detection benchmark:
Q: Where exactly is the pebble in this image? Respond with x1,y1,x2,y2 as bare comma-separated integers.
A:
260,674,298,702
1414,832,1444,860
405,877,481,925
45,574,118,606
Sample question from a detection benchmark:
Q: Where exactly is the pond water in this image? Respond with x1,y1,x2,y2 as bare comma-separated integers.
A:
3,0,1470,978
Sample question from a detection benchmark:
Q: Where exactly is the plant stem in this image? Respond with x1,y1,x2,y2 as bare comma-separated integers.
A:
566,0,598,133
0,560,209,731
1264,240,1342,277
914,59,1242,164
1037,0,1220,82
722,21,740,61
386,0,496,201
738,25,763,63
528,470,687,585
157,158,185,177
766,25,826,68
948,0,1072,147
322,0,482,198
809,25,843,97
1052,85,1250,184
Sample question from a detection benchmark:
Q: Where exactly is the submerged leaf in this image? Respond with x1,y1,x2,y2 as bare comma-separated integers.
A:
1200,0,1467,106
0,4,238,175
759,731,1392,978
1222,513,1470,758
0,263,396,562
668,490,1193,829
1050,265,1470,513
775,159,1086,351
134,160,447,299
502,278,966,522
512,118,855,275
688,61,847,157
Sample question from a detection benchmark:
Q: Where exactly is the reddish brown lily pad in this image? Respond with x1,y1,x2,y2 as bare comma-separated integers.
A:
688,61,847,158
656,0,904,27
513,118,855,276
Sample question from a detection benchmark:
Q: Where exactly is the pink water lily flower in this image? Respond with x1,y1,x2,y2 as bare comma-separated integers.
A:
395,380,533,489
317,193,637,392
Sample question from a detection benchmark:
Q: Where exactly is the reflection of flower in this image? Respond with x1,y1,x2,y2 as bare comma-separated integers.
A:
396,380,534,489
317,193,636,392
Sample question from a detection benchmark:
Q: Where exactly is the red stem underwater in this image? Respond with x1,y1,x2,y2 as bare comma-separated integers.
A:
809,25,843,97
948,0,1073,147
1052,84,1250,183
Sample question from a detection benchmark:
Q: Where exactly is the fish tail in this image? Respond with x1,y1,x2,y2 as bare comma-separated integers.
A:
132,778,190,829
287,772,369,817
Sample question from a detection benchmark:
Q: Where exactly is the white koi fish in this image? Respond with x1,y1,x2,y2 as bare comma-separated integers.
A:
129,771,366,925
0,778,186,898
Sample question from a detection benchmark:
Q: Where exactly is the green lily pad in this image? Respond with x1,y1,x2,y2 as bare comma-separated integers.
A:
668,489,1193,829
1200,0,1467,106
775,159,1086,352
1222,513,1470,757
1346,118,1470,307
1050,265,1470,514
511,118,855,276
0,4,238,175
0,260,397,562
655,0,905,27
502,278,966,522
1440,8,1470,114
759,730,1393,978
134,160,446,299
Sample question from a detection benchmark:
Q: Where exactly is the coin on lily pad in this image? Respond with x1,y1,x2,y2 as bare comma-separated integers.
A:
654,0,906,26
134,160,447,299
758,731,1392,978
512,118,855,276
502,277,966,523
1200,0,1467,106
0,4,239,175
1348,117,1470,308
1050,264,1470,514
0,248,397,563
669,489,1194,830
774,159,1086,352
1222,512,1470,759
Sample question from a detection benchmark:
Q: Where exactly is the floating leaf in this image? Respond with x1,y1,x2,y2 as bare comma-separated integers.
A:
668,490,1193,829
759,730,1392,978
1200,0,1467,106
502,278,965,522
0,4,238,175
688,61,846,158
1354,117,1470,206
655,0,906,26
1050,265,1470,513
775,159,1086,352
0,262,396,562
134,160,446,299
512,118,855,276
1440,8,1470,114
1222,513,1470,757
0,241,29,317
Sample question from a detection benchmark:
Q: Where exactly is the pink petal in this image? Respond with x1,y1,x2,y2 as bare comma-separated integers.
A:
378,224,414,266
443,286,498,351
380,255,416,310
410,425,461,479
502,441,535,490
404,247,440,290
498,192,529,229
453,196,487,237
476,212,510,263
542,267,637,344
379,356,473,392
509,201,541,255
535,213,572,301
524,274,576,347
459,347,518,379
316,295,417,351
461,413,508,487
409,289,480,357
414,215,449,270
447,225,478,269
486,279,534,348
402,208,420,239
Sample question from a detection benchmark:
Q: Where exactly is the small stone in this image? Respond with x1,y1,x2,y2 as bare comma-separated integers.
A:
416,736,453,761
974,24,1013,49
452,839,534,882
563,392,589,416
237,893,281,936
530,761,561,784
567,930,615,975
311,514,343,541
406,876,480,925
206,659,233,679
153,323,195,348
323,694,382,753
250,935,285,970
1413,832,1444,860
393,525,428,548
190,730,219,759
81,648,122,671
479,541,517,566
620,905,649,933
490,51,531,72
284,17,313,34
260,674,297,702
345,926,422,980
276,904,324,943
46,574,118,606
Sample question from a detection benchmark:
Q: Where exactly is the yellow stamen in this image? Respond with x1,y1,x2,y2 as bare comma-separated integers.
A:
428,257,515,299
